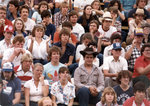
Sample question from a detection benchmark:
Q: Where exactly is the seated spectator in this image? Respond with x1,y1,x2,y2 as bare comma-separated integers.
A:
69,10,85,41
114,70,133,105
128,0,150,23
0,77,12,105
89,20,100,44
74,47,104,105
0,6,12,40
123,81,149,106
54,2,69,28
51,67,75,106
96,87,118,106
79,41,99,67
125,28,144,72
120,0,136,18
53,21,77,46
76,33,93,63
0,25,13,67
2,35,30,67
103,32,125,60
6,0,20,21
91,0,103,24
27,24,51,65
43,46,65,90
141,22,150,43
24,63,49,106
103,43,128,87
14,53,33,97
41,10,56,41
128,9,146,37
13,18,28,37
38,96,52,106
77,5,95,32
32,1,49,24
108,0,125,22
98,11,117,47
132,43,150,88
1,62,22,106
15,5,35,34
74,0,94,16
54,27,75,66
109,7,122,32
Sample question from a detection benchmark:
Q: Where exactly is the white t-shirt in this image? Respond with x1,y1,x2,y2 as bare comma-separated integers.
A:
27,38,48,60
72,23,85,41
98,25,117,39
0,39,12,56
74,0,94,15
2,48,31,67
24,78,49,102
75,43,86,61
12,18,36,32
103,56,128,79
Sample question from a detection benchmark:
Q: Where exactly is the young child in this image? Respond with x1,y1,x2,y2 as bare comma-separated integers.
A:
96,87,118,106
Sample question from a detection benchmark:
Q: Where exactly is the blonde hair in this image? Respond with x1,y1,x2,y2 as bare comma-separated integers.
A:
38,96,52,106
101,87,117,104
21,53,33,63
33,63,44,71
14,18,25,32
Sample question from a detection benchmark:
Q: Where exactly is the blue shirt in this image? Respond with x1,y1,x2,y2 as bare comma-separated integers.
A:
53,42,75,64
120,0,136,11
43,62,65,89
45,23,56,40
3,77,21,101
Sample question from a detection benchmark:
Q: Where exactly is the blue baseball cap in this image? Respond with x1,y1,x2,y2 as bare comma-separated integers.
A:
112,43,122,50
2,62,14,72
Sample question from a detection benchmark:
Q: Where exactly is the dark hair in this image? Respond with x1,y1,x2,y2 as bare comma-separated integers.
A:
82,33,93,41
116,70,132,84
48,46,62,61
141,43,150,55
62,21,73,29
41,10,51,20
90,20,99,29
59,67,70,74
109,6,118,14
81,5,94,27
110,32,122,44
9,0,19,11
88,41,97,48
108,0,122,11
0,6,6,11
38,1,48,14
133,81,146,93
136,0,148,6
1,71,15,80
19,5,29,14
59,27,70,38
69,10,78,19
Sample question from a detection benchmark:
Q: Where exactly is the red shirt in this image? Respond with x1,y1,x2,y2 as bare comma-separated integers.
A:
123,96,149,106
0,18,12,38
133,55,150,80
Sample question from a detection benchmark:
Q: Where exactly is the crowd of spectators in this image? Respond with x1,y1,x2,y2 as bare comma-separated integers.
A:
0,0,150,106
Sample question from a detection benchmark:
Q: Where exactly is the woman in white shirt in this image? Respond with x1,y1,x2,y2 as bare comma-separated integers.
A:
28,24,51,65
24,63,49,106
51,67,75,106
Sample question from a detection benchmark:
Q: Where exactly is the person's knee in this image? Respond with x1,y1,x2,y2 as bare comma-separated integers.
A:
77,87,90,95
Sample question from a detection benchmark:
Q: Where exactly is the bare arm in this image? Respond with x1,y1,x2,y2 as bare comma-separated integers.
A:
12,92,21,105
136,64,150,75
51,95,57,106
25,87,30,106
103,70,118,77
65,56,74,66
118,10,125,21
28,37,34,53
97,37,102,53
